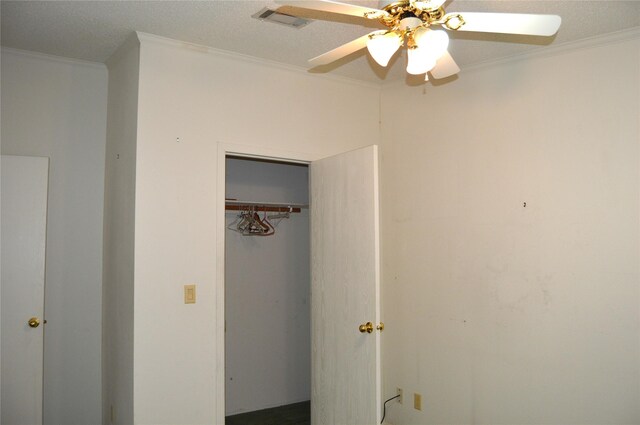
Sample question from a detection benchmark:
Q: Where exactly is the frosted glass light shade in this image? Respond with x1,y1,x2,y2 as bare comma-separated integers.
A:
413,27,449,60
366,32,402,67
406,28,449,75
406,47,437,75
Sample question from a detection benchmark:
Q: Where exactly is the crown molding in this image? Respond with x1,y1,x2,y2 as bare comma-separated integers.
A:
382,26,640,88
463,26,640,74
105,32,141,69
0,47,106,70
136,32,381,90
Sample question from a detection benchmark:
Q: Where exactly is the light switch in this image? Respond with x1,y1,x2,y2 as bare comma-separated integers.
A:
184,284,196,304
414,393,422,411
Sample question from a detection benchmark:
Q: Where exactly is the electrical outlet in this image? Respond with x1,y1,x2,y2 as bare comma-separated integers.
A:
397,387,403,404
414,393,422,411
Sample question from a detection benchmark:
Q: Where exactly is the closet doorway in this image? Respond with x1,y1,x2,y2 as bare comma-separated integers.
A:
224,156,311,425
217,144,382,425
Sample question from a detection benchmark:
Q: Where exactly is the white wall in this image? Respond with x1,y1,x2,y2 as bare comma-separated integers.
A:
132,33,380,424
380,31,640,424
102,35,140,425
1,48,107,425
225,158,310,415
6,21,637,425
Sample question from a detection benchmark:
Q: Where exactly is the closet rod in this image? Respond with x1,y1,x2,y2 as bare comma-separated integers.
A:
225,205,302,213
225,200,308,213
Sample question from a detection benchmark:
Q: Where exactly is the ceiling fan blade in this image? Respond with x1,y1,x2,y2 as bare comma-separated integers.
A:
275,0,388,19
309,31,382,66
445,12,561,36
429,51,460,79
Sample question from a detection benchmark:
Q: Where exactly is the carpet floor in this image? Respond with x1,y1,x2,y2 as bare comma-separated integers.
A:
225,400,310,425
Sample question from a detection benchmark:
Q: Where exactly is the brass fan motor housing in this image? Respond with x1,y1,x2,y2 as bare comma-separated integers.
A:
376,1,445,29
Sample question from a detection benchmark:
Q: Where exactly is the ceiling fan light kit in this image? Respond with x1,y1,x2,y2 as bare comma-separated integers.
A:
366,31,402,66
275,0,562,81
407,28,449,74
406,47,436,75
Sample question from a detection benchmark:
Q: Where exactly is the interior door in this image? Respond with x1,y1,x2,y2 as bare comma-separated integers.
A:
1,155,49,425
310,145,381,425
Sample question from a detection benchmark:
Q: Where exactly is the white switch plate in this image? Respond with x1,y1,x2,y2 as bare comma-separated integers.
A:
184,284,196,304
414,393,422,411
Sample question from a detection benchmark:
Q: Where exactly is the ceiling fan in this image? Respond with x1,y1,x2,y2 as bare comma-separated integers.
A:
275,0,562,80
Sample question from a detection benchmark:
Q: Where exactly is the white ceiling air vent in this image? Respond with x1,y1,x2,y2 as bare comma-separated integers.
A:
252,7,311,28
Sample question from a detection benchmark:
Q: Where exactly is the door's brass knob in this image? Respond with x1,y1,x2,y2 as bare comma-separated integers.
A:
359,322,374,333
377,322,384,332
28,317,40,328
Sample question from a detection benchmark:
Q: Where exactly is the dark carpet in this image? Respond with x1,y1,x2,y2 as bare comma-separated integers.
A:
225,400,310,425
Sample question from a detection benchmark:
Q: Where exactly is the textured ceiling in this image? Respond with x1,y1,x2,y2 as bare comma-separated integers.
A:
2,0,639,83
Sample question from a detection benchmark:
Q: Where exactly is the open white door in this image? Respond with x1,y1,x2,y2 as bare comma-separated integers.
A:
1,155,49,425
310,145,381,425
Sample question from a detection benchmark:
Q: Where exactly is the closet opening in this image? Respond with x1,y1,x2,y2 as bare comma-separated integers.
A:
224,155,311,425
